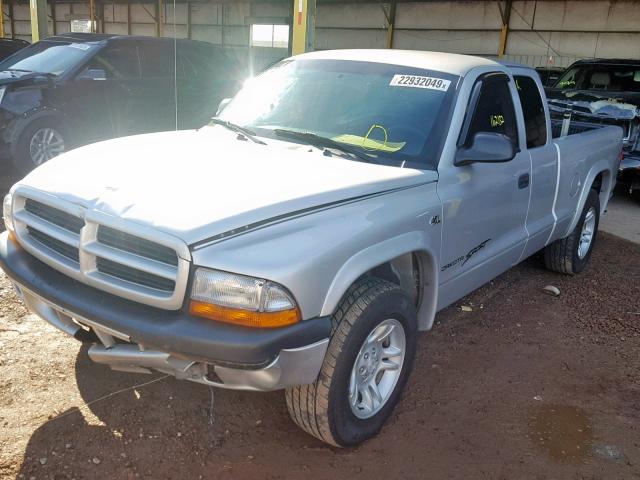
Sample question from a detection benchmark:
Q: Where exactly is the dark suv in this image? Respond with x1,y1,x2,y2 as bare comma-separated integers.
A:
0,33,246,173
0,38,29,62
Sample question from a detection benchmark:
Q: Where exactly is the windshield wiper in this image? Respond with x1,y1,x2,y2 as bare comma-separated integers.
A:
209,117,266,145
273,129,375,163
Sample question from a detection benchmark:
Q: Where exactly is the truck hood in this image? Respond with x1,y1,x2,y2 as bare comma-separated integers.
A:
17,128,433,246
546,89,640,120
0,69,53,87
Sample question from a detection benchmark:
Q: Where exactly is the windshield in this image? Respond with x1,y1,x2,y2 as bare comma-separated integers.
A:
219,59,459,169
554,64,640,92
0,41,98,76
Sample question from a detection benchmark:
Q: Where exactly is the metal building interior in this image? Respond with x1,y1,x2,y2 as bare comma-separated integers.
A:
5,0,640,70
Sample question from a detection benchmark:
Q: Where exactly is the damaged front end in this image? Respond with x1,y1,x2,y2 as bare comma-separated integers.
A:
547,90,640,194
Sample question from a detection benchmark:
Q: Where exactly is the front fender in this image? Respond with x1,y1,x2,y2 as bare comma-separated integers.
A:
320,231,439,330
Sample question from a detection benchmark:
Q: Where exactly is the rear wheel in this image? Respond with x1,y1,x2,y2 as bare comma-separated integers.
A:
544,188,600,275
285,277,417,447
12,118,67,174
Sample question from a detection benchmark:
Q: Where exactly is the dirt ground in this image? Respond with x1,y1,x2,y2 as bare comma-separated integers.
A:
0,168,639,480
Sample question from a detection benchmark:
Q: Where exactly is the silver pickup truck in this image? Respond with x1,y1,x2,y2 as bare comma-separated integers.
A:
0,50,622,447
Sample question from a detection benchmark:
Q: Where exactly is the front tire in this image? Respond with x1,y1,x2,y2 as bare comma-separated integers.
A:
544,188,600,275
12,118,67,174
285,277,417,447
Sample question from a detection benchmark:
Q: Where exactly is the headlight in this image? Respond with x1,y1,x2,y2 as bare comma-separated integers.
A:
2,193,14,233
189,268,300,328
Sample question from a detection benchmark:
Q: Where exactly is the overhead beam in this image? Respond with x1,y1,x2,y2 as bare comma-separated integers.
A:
29,0,47,41
291,0,315,55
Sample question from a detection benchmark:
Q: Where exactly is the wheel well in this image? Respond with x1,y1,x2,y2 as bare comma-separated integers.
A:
592,172,604,193
364,252,422,307
591,170,610,213
356,251,438,331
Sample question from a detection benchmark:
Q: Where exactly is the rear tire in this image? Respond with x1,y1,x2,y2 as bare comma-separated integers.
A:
544,188,600,275
285,277,417,447
12,118,67,175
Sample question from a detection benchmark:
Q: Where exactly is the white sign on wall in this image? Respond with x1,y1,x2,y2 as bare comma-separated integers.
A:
70,19,95,33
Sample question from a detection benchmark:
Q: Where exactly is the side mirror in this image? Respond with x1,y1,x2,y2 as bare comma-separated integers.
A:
216,98,232,115
77,68,107,81
454,132,516,167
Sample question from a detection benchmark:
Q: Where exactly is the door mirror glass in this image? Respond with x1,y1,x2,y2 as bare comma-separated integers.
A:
454,132,516,166
77,68,107,81
216,98,231,115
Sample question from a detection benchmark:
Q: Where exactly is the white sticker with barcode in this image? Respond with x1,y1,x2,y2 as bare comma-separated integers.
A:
69,43,91,51
389,74,451,91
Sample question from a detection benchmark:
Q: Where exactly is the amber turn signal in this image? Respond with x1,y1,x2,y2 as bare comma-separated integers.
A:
189,300,301,329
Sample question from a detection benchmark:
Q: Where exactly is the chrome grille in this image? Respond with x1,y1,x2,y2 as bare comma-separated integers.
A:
26,226,80,263
97,225,179,267
96,257,176,292
11,188,190,310
24,199,84,234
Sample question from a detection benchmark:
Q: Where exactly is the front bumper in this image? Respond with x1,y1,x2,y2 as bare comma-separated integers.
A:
0,232,331,391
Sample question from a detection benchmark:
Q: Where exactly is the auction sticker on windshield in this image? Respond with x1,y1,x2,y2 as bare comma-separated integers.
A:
389,74,451,91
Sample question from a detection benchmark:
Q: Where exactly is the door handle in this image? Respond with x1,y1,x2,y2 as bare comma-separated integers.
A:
518,173,530,189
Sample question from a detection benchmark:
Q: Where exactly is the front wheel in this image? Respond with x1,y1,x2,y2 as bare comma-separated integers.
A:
544,188,600,275
285,277,417,447
12,118,67,174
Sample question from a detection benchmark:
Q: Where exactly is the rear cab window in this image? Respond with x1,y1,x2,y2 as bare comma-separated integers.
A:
514,75,548,149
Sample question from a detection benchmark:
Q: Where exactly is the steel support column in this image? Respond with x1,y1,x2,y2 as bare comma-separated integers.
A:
498,0,512,58
187,1,191,39
126,0,131,35
89,0,95,32
9,0,14,38
385,1,397,49
156,0,163,37
50,0,56,35
291,0,315,55
29,0,48,41
0,0,4,38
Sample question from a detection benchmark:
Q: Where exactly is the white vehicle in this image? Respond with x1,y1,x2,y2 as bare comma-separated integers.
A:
1,50,622,446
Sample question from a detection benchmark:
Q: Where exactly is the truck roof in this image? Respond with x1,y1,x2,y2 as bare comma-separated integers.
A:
44,32,211,48
295,49,502,76
570,58,640,66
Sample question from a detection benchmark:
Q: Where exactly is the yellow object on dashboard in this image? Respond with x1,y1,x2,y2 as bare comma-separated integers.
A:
333,134,406,153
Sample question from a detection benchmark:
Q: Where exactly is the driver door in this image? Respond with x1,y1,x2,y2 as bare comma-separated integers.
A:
68,42,141,144
436,73,531,309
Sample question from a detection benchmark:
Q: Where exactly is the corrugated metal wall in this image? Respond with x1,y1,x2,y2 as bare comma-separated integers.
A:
4,1,640,67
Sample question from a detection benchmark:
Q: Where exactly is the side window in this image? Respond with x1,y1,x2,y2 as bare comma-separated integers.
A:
139,42,174,78
464,75,518,147
83,46,140,80
514,75,547,148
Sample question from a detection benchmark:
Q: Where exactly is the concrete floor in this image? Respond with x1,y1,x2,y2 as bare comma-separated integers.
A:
600,192,640,245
